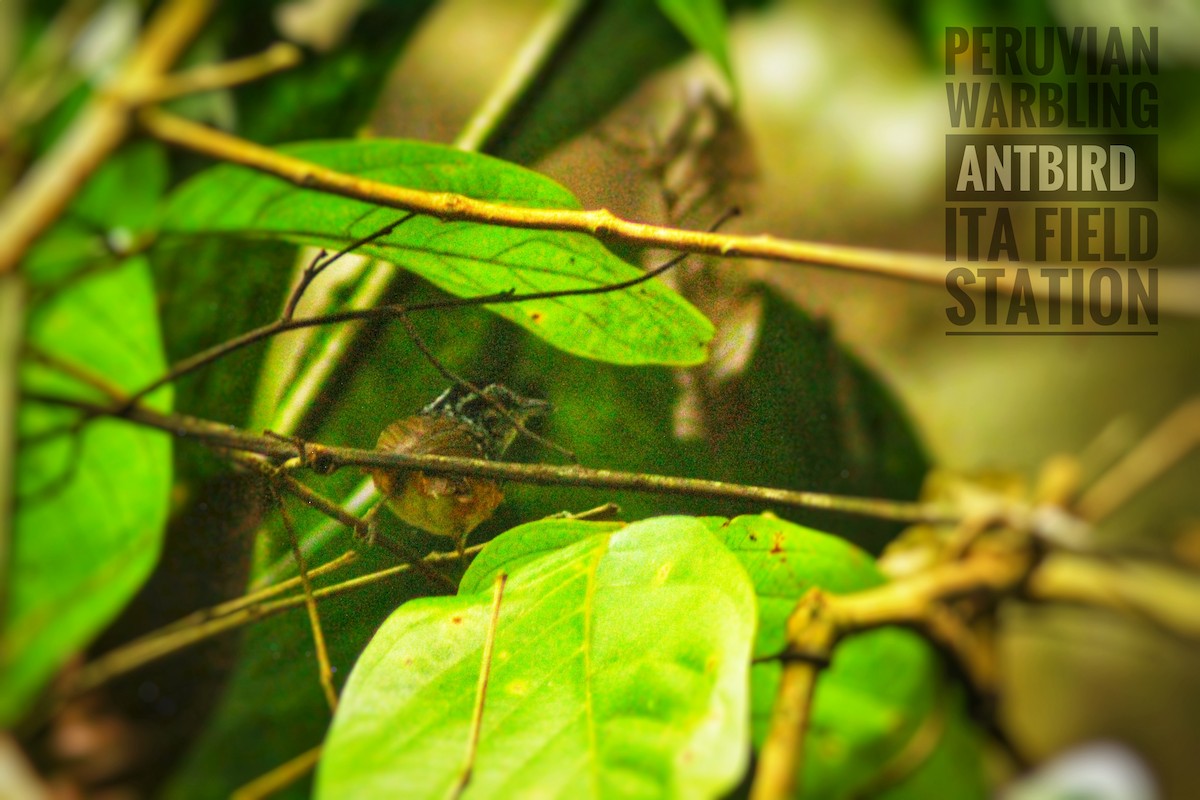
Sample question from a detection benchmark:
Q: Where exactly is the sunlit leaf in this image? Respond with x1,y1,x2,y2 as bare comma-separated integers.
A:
161,140,712,367
317,516,756,799
3,256,172,724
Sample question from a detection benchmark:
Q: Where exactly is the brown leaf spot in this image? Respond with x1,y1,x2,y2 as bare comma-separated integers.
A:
769,531,786,554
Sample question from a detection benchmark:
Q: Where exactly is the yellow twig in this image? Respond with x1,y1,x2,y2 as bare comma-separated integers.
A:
138,42,302,103
274,487,339,712
137,108,971,288
231,744,324,800
451,572,508,799
68,545,480,697
750,590,836,800
155,551,358,636
1076,396,1200,523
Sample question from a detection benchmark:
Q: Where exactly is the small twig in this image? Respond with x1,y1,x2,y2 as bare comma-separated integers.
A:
273,485,339,712
136,42,303,103
237,455,459,592
451,572,508,799
25,390,959,526
22,344,128,402
68,544,482,697
281,213,416,322
231,744,323,800
155,551,358,636
125,233,699,410
1076,395,1200,523
549,502,621,522
137,107,1180,303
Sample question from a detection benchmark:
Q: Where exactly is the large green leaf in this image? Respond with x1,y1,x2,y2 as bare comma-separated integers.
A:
316,516,757,799
707,515,984,798
4,256,172,724
161,140,712,367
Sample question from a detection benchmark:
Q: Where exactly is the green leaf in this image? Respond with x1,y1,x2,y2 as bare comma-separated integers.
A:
655,0,736,89
3,256,172,724
161,140,712,366
707,515,947,798
317,516,757,799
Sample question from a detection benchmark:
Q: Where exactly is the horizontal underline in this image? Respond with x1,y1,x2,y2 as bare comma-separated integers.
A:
945,330,1158,336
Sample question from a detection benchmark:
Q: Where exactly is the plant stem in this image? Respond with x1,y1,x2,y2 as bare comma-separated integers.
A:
274,488,339,712
0,273,24,636
453,0,590,152
25,391,957,525
133,107,1187,304
69,545,480,696
231,745,323,800
451,572,508,799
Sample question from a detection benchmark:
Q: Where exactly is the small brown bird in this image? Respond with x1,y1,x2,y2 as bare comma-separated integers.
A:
368,384,550,548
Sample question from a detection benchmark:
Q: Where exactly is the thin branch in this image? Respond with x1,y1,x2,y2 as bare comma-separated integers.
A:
451,572,508,799
154,551,359,636
122,240,696,410
273,486,339,712
231,744,323,800
136,108,1186,301
263,259,397,436
137,42,302,103
22,344,127,402
25,391,958,525
1076,395,1200,523
238,455,459,592
68,544,482,697
281,213,416,322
